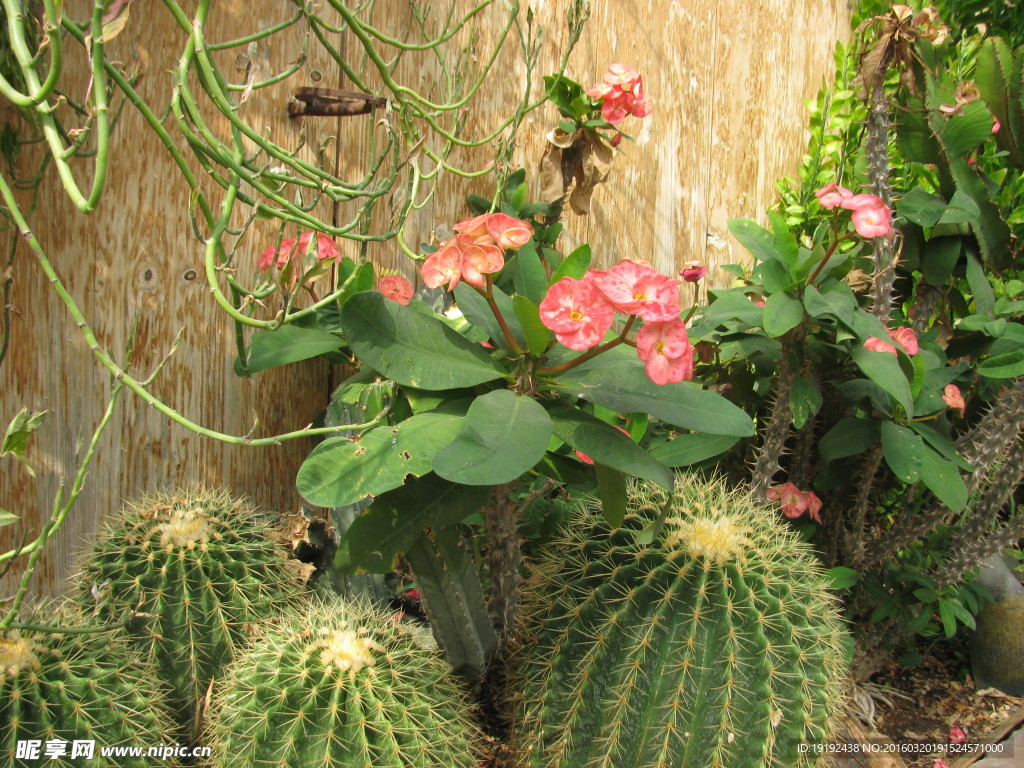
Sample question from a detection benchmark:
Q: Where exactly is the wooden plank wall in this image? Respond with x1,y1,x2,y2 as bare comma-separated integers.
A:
0,0,848,597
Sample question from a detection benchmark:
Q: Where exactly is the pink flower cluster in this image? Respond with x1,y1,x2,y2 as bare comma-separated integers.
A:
815,184,893,239
586,64,653,125
258,232,341,279
864,326,918,355
378,275,414,305
767,482,823,523
943,384,965,416
539,258,694,386
421,213,533,292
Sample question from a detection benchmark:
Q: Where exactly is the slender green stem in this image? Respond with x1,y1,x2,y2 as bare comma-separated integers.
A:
537,316,637,376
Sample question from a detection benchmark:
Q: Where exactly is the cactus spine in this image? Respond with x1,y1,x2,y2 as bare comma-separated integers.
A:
209,598,483,768
73,487,305,731
510,475,848,768
2,619,173,767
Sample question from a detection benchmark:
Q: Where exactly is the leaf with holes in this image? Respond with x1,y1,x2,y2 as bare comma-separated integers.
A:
297,410,465,507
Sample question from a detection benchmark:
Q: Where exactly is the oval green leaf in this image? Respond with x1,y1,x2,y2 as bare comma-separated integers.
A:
549,408,673,491
297,410,465,507
342,291,505,390
432,390,552,485
762,291,804,338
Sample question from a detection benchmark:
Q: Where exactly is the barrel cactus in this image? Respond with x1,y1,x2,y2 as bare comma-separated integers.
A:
510,475,849,768
73,486,305,731
2,617,173,767
208,598,483,768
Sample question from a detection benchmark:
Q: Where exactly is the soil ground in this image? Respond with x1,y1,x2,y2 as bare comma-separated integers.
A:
870,643,1023,768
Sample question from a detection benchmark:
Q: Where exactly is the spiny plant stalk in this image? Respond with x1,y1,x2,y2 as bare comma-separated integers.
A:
209,598,483,768
749,330,804,500
73,486,305,734
484,483,523,646
1,611,174,767
844,444,885,567
865,81,898,323
510,475,849,768
864,384,1024,567
934,438,1024,589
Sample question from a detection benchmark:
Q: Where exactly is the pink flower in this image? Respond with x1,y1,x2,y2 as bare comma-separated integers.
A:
767,483,822,522
679,261,707,282
576,425,630,465
864,336,898,354
457,235,505,290
949,728,966,744
636,319,694,385
258,232,340,272
587,259,681,322
421,240,464,290
933,761,950,768
539,277,615,351
586,64,653,125
815,183,854,210
404,588,421,601
943,384,966,416
452,214,492,243
378,275,414,305
485,213,533,250
888,326,918,355
993,117,1001,134
843,194,893,238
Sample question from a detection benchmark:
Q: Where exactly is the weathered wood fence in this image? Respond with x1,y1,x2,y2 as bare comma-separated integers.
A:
1,0,848,595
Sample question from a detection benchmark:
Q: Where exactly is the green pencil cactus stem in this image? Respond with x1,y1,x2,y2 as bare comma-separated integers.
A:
510,475,849,768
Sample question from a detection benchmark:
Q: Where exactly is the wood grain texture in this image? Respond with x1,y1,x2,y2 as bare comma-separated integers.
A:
1,0,848,596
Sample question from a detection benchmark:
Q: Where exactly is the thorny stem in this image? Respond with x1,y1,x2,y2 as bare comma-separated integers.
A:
536,316,637,376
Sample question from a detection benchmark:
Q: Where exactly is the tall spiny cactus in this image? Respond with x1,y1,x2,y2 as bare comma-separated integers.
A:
209,598,483,768
510,475,849,768
72,487,305,732
866,79,898,323
2,613,174,768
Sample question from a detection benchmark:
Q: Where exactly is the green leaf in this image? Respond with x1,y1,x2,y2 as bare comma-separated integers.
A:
549,408,673,491
936,190,981,225
594,463,628,527
342,291,505,390
819,418,880,464
340,476,491,573
297,410,466,506
433,390,552,485
762,291,804,337
966,253,996,317
881,422,924,483
825,566,860,589
510,182,528,211
0,509,19,528
938,599,956,639
802,284,857,325
551,244,592,282
978,349,1024,379
511,241,548,305
789,375,822,430
648,433,740,466
553,345,754,436
918,448,967,512
758,259,796,294
1,408,46,476
851,347,914,416
247,325,342,373
512,296,551,356
941,100,996,158
921,237,962,286
897,187,949,227
729,218,789,265
947,599,976,631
